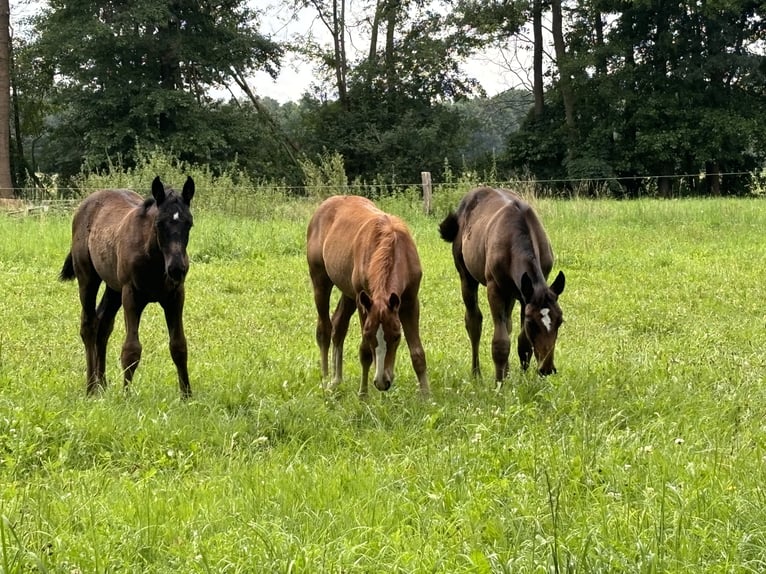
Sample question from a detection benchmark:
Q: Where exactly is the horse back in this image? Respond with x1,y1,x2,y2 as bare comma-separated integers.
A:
70,189,147,290
456,187,553,285
307,195,420,299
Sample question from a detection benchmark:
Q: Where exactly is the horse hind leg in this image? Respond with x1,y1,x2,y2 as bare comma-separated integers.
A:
310,273,333,381
94,287,122,389
76,273,102,395
459,271,483,378
330,295,356,391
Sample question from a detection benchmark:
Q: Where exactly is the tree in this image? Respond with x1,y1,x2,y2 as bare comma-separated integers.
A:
27,0,283,178
0,0,12,197
507,0,766,196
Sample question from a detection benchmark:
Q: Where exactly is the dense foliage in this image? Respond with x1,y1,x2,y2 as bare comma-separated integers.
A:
8,0,766,196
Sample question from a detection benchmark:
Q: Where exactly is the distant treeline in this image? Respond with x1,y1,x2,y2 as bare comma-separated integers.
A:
10,1,764,197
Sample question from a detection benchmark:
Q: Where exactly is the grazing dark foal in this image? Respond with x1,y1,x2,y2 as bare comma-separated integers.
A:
307,195,429,397
59,176,196,398
439,186,565,381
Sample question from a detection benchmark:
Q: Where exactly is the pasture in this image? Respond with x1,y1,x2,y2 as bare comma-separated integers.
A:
1,189,766,572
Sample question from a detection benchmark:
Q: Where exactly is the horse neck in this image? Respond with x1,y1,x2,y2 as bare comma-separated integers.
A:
139,209,161,257
506,214,547,291
366,222,406,298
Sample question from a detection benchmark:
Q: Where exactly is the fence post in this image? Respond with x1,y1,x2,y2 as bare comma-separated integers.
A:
421,171,432,215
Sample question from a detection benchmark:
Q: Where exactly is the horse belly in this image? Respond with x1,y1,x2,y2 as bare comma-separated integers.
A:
88,234,122,291
322,241,357,299
461,232,488,285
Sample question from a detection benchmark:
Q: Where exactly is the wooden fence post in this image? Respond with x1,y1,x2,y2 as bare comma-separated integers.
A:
421,171,432,215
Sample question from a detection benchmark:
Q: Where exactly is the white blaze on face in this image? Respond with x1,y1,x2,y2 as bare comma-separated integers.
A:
540,308,552,332
173,211,180,221
375,325,387,381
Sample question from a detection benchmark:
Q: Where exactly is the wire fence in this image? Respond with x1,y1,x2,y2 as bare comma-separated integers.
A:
1,169,763,216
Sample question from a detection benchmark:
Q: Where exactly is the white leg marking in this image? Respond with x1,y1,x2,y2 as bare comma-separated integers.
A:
375,325,387,382
540,308,552,332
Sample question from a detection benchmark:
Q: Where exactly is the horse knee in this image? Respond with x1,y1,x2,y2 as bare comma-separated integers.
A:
359,344,373,368
316,319,331,347
121,341,142,374
410,346,427,376
491,338,510,366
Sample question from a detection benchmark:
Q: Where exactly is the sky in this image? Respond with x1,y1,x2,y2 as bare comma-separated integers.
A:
252,3,533,103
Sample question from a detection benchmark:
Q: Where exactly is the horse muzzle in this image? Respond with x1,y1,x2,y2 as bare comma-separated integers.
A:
374,374,393,391
164,253,189,283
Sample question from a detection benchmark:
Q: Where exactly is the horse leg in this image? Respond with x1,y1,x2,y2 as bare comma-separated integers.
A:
120,287,147,393
487,281,511,382
517,304,533,371
459,270,482,378
400,298,429,397
329,295,356,390
77,274,102,395
94,287,122,388
357,311,373,398
162,291,191,399
310,273,333,381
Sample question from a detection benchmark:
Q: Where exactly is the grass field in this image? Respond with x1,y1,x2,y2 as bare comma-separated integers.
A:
1,190,766,572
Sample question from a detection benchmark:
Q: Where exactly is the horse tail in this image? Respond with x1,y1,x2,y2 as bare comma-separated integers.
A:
59,252,75,281
438,211,459,243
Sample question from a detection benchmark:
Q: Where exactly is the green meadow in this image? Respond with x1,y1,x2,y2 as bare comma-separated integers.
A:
1,189,766,572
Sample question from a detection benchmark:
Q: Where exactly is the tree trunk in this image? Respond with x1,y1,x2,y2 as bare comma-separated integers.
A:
0,0,13,198
532,0,544,118
368,0,382,64
307,0,349,109
331,0,348,110
594,9,606,75
383,0,399,97
706,161,721,196
551,0,576,132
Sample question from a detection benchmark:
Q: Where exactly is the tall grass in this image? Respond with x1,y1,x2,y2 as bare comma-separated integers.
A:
1,191,766,572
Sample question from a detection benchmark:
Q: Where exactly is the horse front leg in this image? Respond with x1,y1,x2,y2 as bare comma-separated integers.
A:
120,287,147,394
329,295,356,391
162,291,191,399
487,281,511,382
459,272,482,378
357,309,373,398
400,298,429,397
517,304,533,371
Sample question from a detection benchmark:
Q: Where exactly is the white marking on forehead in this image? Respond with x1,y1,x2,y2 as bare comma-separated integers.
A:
173,211,180,221
540,308,552,332
375,325,387,381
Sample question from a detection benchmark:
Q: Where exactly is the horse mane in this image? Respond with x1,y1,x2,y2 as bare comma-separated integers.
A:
508,200,545,276
367,215,406,296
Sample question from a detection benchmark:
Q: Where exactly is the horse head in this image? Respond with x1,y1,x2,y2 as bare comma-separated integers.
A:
358,291,403,391
520,270,565,375
151,176,195,285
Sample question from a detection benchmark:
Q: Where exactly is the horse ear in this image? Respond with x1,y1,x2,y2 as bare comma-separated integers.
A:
550,270,565,296
388,293,400,312
182,176,195,205
520,272,534,303
358,291,373,312
151,176,166,205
